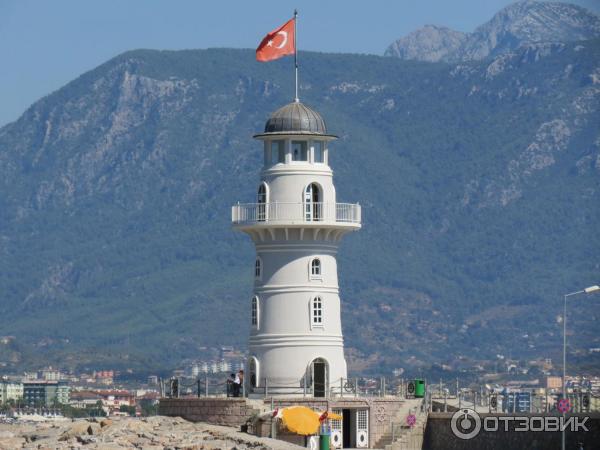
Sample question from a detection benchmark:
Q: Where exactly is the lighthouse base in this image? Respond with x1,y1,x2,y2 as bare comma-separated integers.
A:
248,338,347,399
251,397,406,449
159,396,406,449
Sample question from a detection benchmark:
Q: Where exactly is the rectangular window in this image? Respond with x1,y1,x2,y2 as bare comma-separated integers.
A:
292,141,308,161
312,297,323,325
313,141,324,163
251,298,258,326
271,141,285,164
255,258,262,279
357,409,368,430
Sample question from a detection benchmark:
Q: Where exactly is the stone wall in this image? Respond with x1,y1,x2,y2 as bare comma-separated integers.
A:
158,398,260,428
430,400,459,412
367,398,405,447
423,412,600,450
159,396,405,448
259,397,404,448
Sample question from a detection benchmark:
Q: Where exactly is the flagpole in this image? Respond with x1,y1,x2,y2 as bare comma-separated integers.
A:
294,9,299,102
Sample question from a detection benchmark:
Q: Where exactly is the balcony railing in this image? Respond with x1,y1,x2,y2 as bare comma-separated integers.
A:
232,202,361,225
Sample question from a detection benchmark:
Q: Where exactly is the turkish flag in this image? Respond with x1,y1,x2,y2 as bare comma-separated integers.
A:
256,18,295,62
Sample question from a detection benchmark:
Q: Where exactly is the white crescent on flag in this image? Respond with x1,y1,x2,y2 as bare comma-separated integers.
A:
256,17,295,62
275,31,288,49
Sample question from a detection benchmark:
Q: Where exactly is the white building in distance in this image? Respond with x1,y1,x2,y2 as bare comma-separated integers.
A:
0,379,23,404
232,101,361,397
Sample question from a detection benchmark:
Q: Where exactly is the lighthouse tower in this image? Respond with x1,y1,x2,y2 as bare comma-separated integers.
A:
232,101,361,397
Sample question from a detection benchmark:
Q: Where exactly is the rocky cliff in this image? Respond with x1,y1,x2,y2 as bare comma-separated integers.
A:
385,1,600,62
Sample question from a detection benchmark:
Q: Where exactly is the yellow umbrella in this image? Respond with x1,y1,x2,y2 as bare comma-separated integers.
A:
279,406,343,436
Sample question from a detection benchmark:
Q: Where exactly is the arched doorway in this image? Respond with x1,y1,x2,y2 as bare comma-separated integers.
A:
304,183,322,221
309,357,328,397
257,183,267,221
248,356,259,393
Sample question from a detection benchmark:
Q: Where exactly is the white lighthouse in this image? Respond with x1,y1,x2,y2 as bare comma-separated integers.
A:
232,101,361,397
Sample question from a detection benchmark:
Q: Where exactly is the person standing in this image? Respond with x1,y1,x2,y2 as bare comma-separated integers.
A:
233,372,241,397
227,374,235,397
237,370,244,397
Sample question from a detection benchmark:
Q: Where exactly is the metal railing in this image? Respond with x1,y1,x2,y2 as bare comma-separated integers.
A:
161,376,397,399
231,202,361,225
248,377,394,399
161,377,243,399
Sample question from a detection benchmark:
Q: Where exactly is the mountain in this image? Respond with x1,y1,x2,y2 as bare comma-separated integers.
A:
385,1,600,62
0,39,599,375
384,25,467,63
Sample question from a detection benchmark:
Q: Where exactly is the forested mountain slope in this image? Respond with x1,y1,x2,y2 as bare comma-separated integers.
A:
0,40,598,373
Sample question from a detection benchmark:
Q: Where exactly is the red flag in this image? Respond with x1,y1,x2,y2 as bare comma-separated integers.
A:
256,18,295,62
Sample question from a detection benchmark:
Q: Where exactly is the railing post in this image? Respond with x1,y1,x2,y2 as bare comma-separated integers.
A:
205,375,208,397
197,378,201,398
270,397,276,438
340,378,344,398
265,378,268,397
444,389,447,412
355,378,358,398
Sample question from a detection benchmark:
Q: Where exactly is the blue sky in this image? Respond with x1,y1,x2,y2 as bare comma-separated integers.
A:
1,0,598,126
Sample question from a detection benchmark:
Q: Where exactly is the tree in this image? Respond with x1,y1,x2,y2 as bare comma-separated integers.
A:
119,405,136,416
139,399,158,417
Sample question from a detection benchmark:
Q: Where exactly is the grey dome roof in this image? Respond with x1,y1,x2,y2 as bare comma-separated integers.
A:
261,102,331,136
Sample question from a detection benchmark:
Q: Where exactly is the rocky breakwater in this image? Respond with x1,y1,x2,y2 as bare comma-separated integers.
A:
0,416,303,449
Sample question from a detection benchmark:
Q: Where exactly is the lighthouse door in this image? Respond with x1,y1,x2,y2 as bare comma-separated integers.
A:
311,358,327,397
304,185,313,221
257,184,267,221
304,183,321,221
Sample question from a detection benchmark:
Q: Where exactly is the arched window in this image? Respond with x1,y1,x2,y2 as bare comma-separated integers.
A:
251,296,259,328
255,257,262,280
304,183,322,221
311,296,323,327
257,183,267,221
310,258,322,279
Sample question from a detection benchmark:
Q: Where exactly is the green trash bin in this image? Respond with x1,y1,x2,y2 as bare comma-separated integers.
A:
319,424,330,450
414,379,425,398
